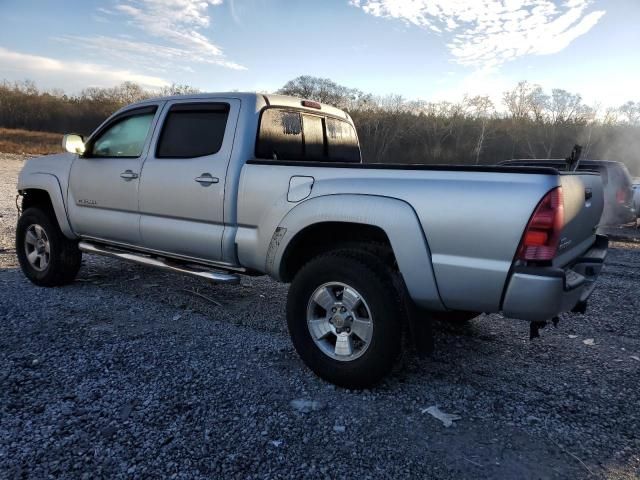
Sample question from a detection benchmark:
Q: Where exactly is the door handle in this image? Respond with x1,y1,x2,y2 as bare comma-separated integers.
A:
120,170,139,180
195,173,219,186
585,188,593,201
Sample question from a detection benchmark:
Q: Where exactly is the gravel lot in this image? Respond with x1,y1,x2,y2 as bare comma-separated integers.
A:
1,154,639,479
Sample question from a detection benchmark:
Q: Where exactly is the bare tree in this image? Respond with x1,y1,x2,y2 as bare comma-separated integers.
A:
619,101,640,125
503,81,539,120
277,75,367,109
466,95,495,163
3,76,640,176
158,83,200,97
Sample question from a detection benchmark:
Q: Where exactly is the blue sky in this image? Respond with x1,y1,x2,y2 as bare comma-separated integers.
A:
0,0,638,107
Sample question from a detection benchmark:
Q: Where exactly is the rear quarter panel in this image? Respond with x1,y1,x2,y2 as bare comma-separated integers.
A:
236,163,560,313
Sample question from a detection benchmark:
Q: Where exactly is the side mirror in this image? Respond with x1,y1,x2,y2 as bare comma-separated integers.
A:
62,134,85,154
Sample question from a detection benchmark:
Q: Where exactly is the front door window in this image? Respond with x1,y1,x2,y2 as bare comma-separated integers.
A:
91,112,155,158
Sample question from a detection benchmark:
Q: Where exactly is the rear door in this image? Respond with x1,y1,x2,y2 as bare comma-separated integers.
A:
67,105,160,245
137,98,240,262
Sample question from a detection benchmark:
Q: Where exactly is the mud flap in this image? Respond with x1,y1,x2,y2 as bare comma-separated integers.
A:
407,301,434,357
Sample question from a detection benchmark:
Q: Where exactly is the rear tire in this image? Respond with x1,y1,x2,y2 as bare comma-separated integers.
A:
287,248,403,389
16,206,82,287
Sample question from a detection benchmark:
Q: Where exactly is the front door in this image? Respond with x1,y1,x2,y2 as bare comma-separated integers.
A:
67,105,161,245
137,98,240,262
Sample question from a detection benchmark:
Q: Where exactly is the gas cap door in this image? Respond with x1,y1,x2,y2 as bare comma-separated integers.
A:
288,176,314,202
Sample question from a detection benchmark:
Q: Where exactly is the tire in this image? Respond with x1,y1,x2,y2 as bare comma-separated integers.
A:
16,206,82,287
287,248,404,389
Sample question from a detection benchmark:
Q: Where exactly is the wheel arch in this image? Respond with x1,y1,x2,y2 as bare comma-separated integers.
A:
279,221,395,281
19,173,76,239
270,194,445,311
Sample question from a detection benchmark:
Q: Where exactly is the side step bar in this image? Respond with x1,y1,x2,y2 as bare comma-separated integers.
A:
78,241,240,285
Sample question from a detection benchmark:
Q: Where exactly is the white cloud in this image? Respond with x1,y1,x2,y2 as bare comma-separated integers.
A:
350,0,606,68
57,35,243,72
105,0,246,70
0,47,169,89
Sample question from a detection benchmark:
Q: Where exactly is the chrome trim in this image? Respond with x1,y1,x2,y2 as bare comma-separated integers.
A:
80,236,246,272
194,173,219,185
79,241,240,284
120,170,139,180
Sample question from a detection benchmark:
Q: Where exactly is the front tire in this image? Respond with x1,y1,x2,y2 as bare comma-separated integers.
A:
16,206,82,287
287,249,403,389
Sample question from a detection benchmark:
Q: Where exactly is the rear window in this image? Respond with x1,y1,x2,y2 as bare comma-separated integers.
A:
256,108,360,163
325,118,360,163
255,110,303,160
156,103,229,158
302,114,325,160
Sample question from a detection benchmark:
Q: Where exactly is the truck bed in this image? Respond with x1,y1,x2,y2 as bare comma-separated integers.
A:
237,160,603,314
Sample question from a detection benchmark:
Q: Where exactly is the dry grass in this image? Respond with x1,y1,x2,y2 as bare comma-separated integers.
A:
0,128,62,155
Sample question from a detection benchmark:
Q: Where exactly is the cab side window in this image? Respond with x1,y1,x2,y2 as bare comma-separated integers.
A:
91,108,157,158
156,103,230,158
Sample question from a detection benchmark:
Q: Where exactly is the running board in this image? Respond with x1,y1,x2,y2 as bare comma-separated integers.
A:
78,241,240,285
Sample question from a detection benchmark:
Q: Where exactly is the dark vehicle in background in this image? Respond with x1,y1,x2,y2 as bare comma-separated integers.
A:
633,179,640,222
501,159,636,226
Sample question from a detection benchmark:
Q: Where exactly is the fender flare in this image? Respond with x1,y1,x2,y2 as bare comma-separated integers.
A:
19,173,77,239
269,194,445,311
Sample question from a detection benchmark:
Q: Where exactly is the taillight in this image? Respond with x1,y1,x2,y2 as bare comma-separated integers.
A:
517,187,564,263
616,188,628,204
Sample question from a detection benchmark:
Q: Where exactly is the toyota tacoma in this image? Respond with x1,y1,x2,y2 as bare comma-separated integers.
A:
16,93,608,387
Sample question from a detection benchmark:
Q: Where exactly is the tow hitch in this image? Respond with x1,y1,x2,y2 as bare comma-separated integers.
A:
572,300,588,314
529,316,560,340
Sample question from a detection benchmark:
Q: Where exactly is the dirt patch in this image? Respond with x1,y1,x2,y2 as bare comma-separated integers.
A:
0,128,62,155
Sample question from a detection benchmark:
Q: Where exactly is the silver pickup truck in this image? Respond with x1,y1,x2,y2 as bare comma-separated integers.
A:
16,92,608,388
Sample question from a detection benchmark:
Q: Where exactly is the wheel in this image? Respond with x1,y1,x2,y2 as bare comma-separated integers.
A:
16,206,82,287
287,248,403,388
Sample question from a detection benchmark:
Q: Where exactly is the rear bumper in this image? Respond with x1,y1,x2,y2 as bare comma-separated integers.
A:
502,235,608,322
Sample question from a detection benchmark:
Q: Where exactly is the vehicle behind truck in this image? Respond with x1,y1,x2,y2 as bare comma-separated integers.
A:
16,93,608,388
502,159,636,226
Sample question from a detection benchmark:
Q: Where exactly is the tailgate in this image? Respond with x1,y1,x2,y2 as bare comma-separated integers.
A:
554,172,604,266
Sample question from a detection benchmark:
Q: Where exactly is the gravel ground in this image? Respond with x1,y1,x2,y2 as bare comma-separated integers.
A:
1,154,639,479
599,225,640,243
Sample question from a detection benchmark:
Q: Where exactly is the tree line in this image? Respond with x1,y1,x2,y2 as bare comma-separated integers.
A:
279,76,640,175
1,76,639,174
0,80,197,136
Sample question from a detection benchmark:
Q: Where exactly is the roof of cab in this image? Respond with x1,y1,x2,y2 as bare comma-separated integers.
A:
127,92,350,120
